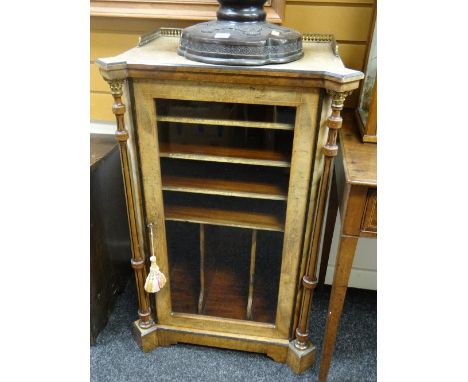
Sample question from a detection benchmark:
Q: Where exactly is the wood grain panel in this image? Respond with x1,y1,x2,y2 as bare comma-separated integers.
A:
91,63,109,93
91,2,283,23
275,91,320,337
159,142,291,167
283,4,373,41
156,115,294,131
165,205,285,232
340,111,377,186
361,188,377,236
91,16,194,33
341,184,368,236
287,0,373,4
91,31,140,61
91,92,115,121
162,175,288,200
336,43,367,70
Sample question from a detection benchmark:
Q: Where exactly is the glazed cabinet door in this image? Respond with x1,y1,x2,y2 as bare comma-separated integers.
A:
133,79,323,340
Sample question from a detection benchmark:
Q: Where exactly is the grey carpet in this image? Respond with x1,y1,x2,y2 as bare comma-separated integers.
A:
91,282,376,382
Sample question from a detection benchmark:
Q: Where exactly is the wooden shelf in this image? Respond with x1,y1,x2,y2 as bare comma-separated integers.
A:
159,142,291,168
164,205,285,232
156,115,294,131
162,175,288,201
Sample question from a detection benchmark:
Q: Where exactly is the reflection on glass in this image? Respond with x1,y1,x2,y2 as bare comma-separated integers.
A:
359,23,377,124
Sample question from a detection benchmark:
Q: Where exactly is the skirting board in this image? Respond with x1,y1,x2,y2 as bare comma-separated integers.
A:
319,209,377,290
91,120,116,135
323,265,376,290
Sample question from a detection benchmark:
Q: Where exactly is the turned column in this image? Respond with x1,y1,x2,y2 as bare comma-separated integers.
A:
293,89,352,350
106,78,154,329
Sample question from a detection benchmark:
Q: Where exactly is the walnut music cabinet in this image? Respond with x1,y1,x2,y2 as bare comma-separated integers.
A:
96,28,363,374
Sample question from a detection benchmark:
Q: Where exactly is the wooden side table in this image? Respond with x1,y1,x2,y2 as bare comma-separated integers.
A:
317,112,377,381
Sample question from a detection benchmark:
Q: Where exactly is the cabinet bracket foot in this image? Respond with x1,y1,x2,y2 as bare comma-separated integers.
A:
132,320,159,352
286,340,316,374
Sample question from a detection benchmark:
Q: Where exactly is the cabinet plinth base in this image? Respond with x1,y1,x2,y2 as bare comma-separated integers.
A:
286,340,317,374
132,321,316,369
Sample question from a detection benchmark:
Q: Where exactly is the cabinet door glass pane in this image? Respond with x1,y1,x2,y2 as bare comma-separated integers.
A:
156,98,295,324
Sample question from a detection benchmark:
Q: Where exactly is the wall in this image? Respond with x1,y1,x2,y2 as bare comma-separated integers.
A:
91,18,194,121
320,210,377,290
90,0,377,289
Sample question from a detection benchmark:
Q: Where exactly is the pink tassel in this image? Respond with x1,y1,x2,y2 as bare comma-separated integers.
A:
144,256,167,293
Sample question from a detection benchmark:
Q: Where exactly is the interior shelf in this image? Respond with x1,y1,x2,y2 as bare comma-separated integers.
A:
159,142,291,168
156,115,294,131
164,204,285,232
155,99,296,128
160,159,289,201
162,175,287,201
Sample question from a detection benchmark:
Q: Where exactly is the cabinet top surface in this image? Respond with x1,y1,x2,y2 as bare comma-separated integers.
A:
96,28,363,86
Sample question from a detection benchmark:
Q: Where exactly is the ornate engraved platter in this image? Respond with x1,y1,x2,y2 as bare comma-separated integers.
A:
177,1,303,66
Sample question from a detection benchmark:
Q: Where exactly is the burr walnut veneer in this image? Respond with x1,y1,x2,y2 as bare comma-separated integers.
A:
97,28,363,374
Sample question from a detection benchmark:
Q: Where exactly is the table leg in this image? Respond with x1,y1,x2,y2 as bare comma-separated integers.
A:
318,234,358,382
318,169,339,287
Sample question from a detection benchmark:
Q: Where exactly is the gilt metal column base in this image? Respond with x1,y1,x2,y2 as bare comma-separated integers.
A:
286,340,317,374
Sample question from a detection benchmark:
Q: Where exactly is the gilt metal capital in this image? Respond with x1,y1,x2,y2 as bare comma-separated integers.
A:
326,90,353,109
106,79,125,96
